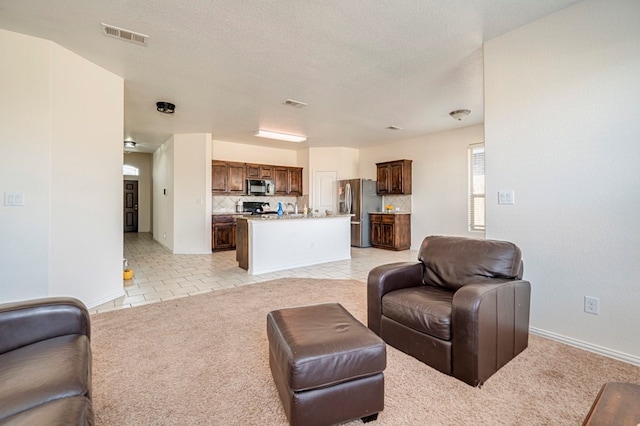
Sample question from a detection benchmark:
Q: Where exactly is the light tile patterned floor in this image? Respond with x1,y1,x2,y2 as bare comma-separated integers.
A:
90,232,418,314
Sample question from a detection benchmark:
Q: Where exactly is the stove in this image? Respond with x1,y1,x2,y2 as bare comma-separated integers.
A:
242,201,277,215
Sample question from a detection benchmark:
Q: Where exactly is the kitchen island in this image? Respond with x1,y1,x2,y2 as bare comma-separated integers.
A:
236,214,351,275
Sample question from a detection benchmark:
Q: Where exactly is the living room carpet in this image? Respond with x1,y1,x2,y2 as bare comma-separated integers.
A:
91,278,639,425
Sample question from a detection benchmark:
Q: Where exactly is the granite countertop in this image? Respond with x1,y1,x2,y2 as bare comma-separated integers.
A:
212,212,251,216
369,211,411,215
239,213,352,221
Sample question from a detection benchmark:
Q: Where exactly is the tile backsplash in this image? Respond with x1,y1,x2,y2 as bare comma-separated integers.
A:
382,195,412,212
213,195,306,213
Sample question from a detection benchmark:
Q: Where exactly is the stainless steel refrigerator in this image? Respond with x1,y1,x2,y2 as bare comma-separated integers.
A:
338,179,382,247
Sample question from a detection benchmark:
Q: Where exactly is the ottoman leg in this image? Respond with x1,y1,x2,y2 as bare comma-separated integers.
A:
361,413,378,423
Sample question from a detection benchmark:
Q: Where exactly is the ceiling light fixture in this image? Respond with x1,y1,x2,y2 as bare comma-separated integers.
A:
124,141,136,148
254,130,307,143
156,101,175,114
449,109,471,121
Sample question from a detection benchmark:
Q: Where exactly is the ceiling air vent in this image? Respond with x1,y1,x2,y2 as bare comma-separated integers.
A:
283,99,308,109
102,23,148,46
386,125,403,130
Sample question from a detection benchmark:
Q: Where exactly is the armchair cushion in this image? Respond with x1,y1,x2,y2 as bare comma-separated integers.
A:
0,297,92,425
418,236,523,290
382,287,453,340
0,334,91,420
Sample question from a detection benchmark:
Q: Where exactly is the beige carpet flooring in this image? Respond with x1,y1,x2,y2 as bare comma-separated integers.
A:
91,278,640,425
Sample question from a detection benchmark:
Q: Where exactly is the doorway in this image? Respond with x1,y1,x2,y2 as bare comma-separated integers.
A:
124,180,138,232
313,171,337,214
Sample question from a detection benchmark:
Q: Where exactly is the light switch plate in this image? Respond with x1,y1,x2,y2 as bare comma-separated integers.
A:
4,192,25,206
498,191,515,205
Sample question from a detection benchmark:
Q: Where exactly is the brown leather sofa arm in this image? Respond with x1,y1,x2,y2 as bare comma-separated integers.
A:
367,262,424,335
0,297,91,355
451,279,531,386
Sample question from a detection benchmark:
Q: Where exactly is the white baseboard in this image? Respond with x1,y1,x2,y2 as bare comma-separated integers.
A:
87,289,126,310
530,327,640,367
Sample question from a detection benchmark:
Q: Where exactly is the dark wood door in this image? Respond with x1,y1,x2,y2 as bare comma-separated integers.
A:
228,162,246,193
390,163,404,194
289,168,302,195
123,180,138,233
274,167,289,194
376,165,390,194
211,161,228,193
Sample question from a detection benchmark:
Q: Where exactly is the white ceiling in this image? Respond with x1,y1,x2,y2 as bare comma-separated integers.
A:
0,0,582,153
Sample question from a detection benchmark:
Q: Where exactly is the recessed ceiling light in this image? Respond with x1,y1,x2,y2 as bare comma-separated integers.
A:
124,141,136,148
156,101,175,114
254,130,307,143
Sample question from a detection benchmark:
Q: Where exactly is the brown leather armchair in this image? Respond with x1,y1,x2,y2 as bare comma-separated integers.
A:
0,297,93,425
368,235,531,387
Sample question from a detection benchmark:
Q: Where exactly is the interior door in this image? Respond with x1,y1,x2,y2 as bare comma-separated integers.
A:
123,180,138,233
314,171,337,214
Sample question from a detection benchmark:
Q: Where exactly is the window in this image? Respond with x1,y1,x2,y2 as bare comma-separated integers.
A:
468,144,485,232
123,165,139,176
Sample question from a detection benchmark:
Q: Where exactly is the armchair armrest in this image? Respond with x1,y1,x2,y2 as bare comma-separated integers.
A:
367,262,423,335
0,297,91,355
451,279,531,386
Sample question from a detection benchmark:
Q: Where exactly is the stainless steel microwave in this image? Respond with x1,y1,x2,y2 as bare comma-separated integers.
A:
247,179,275,196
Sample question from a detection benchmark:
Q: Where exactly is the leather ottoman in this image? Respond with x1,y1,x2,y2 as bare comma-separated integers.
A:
267,303,386,426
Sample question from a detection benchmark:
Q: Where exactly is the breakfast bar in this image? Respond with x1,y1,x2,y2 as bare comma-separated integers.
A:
236,214,351,275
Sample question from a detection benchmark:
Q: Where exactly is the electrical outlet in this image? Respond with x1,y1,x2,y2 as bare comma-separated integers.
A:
584,296,599,315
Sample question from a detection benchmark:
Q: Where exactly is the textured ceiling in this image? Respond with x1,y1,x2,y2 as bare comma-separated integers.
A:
0,0,582,152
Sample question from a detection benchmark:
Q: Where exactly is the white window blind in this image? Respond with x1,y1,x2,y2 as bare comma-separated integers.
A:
468,144,485,232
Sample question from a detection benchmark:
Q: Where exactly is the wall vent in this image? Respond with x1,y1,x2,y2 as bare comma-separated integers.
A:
283,99,308,108
102,23,148,46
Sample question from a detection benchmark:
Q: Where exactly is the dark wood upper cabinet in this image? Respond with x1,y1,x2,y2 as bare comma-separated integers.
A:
274,166,303,196
212,161,246,194
289,167,302,196
274,167,289,195
246,163,274,179
376,159,412,195
213,160,302,196
227,162,246,194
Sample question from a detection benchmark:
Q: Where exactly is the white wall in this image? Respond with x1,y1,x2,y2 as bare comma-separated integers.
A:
212,139,298,166
153,138,175,251
0,29,124,307
124,153,153,232
173,133,212,254
484,0,640,362
0,30,52,302
359,125,485,248
154,134,212,254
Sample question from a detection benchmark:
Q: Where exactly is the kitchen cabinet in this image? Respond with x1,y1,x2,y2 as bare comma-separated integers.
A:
274,166,303,196
369,213,411,250
212,161,246,194
212,215,237,251
246,163,274,179
376,159,412,195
